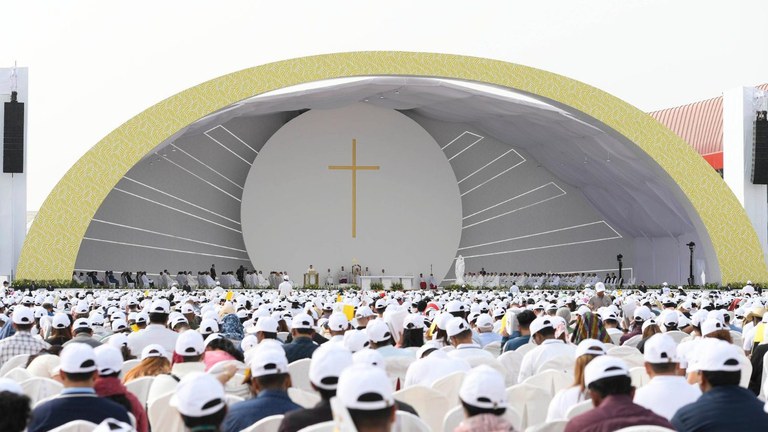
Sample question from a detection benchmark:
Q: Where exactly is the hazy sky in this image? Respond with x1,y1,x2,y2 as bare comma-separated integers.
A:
2,0,767,210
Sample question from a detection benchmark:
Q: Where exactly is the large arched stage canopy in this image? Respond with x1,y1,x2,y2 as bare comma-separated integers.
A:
17,52,768,284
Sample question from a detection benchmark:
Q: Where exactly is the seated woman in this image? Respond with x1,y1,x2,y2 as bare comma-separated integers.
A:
203,334,244,371
123,344,171,383
546,339,607,421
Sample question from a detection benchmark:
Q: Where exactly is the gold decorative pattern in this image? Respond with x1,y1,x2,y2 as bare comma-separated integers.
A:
17,52,768,282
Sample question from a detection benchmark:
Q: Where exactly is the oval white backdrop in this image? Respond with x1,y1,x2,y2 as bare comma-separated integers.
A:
241,103,462,283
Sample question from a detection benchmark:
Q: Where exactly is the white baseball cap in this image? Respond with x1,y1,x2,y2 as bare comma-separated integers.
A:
644,334,678,364
584,355,630,387
343,329,371,353
366,319,392,343
11,306,34,325
94,345,124,376
403,314,426,330
181,304,196,315
701,318,726,336
108,333,129,350
459,365,507,409
595,282,606,293
170,372,226,417
661,310,679,326
93,419,134,432
52,313,71,329
111,319,128,332
0,377,23,395
240,335,258,352
60,343,98,373
248,347,289,377
149,299,171,314
292,313,314,330
327,313,350,332
446,317,471,337
641,319,658,333
199,318,219,335
475,314,494,331
529,316,554,336
250,316,279,334
690,338,743,372
176,329,205,356
309,344,353,390
355,306,374,318
141,344,169,360
574,339,607,358
73,318,91,331
337,364,394,410
135,312,149,324
633,306,653,322
445,300,466,314
352,348,385,369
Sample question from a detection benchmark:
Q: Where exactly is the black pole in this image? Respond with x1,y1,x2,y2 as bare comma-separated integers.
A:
687,242,695,286
617,254,623,288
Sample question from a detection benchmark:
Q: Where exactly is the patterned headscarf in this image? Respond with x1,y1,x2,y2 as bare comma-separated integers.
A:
571,311,612,345
220,313,244,340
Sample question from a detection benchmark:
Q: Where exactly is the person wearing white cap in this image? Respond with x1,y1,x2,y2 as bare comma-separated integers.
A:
278,344,353,432
325,312,350,345
518,316,576,382
147,329,207,407
123,344,171,383
671,338,768,431
282,313,319,362
546,339,607,421
354,305,375,329
44,312,72,347
337,364,396,431
0,306,50,367
620,305,653,345
278,274,293,297
222,347,301,432
565,356,672,432
445,317,494,361
366,319,412,358
127,298,179,355
27,343,132,432
171,372,228,432
247,316,281,344
588,282,612,310
454,365,513,432
0,377,32,432
93,345,149,432
632,334,701,421
63,318,102,348
403,342,471,388
474,313,502,348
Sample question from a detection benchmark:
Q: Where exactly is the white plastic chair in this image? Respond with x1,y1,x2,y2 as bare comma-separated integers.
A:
536,355,574,375
432,371,465,407
525,419,568,432
442,404,522,432
125,376,155,408
21,376,64,405
288,358,313,391
148,391,185,432
665,331,688,344
393,385,450,432
277,332,290,342
614,426,676,432
498,350,523,385
731,331,743,347
121,359,140,377
564,399,593,419
385,356,414,389
629,367,651,388
47,420,98,432
505,383,550,430
395,411,430,432
516,342,537,357
760,351,768,400
522,370,572,396
288,387,321,408
609,332,623,346
740,355,752,389
296,421,336,432
240,414,284,432
622,335,643,348
483,341,502,356
3,367,32,382
0,354,30,376
608,346,645,368
226,394,245,405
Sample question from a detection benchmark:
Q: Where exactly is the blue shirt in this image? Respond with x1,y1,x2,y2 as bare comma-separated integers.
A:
503,335,530,352
27,388,132,432
671,385,768,432
222,389,301,432
282,337,318,363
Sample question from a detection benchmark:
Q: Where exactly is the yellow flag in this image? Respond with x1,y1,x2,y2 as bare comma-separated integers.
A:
226,291,234,301
427,321,437,339
144,290,149,297
337,294,343,303
498,311,508,335
130,324,140,332
343,304,355,321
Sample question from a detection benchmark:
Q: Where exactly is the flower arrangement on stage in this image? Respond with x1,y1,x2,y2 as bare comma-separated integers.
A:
370,282,384,290
390,282,404,291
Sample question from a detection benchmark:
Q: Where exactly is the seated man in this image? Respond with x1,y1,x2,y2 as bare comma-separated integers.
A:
222,347,301,432
171,372,228,432
0,307,50,366
338,363,396,432
446,317,495,361
455,365,514,431
503,310,535,352
27,343,132,432
633,334,701,420
565,356,672,432
278,344,353,432
672,338,768,431
282,313,319,362
519,316,576,382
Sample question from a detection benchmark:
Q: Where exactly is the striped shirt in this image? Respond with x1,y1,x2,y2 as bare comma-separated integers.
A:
0,331,51,367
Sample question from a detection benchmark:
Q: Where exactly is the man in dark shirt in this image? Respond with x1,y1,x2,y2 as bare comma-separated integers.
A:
503,310,535,352
282,313,319,363
27,343,131,432
565,356,672,432
620,306,652,345
672,338,768,431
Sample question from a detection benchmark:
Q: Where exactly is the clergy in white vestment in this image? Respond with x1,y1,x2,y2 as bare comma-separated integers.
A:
278,275,292,297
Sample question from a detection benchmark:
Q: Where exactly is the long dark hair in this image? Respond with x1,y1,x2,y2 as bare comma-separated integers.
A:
401,328,424,348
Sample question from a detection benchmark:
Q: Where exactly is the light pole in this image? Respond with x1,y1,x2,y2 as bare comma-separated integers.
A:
616,254,623,288
686,242,696,286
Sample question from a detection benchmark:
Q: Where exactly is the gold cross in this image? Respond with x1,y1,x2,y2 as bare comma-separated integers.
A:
328,139,380,238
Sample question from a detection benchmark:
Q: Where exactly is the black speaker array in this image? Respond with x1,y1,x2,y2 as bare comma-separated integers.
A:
3,92,24,173
752,113,768,184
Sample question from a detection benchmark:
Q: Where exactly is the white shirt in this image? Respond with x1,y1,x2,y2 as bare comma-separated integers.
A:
447,343,495,361
147,362,206,407
404,350,470,387
278,281,292,297
127,323,179,355
518,339,576,383
633,375,702,420
546,385,587,421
